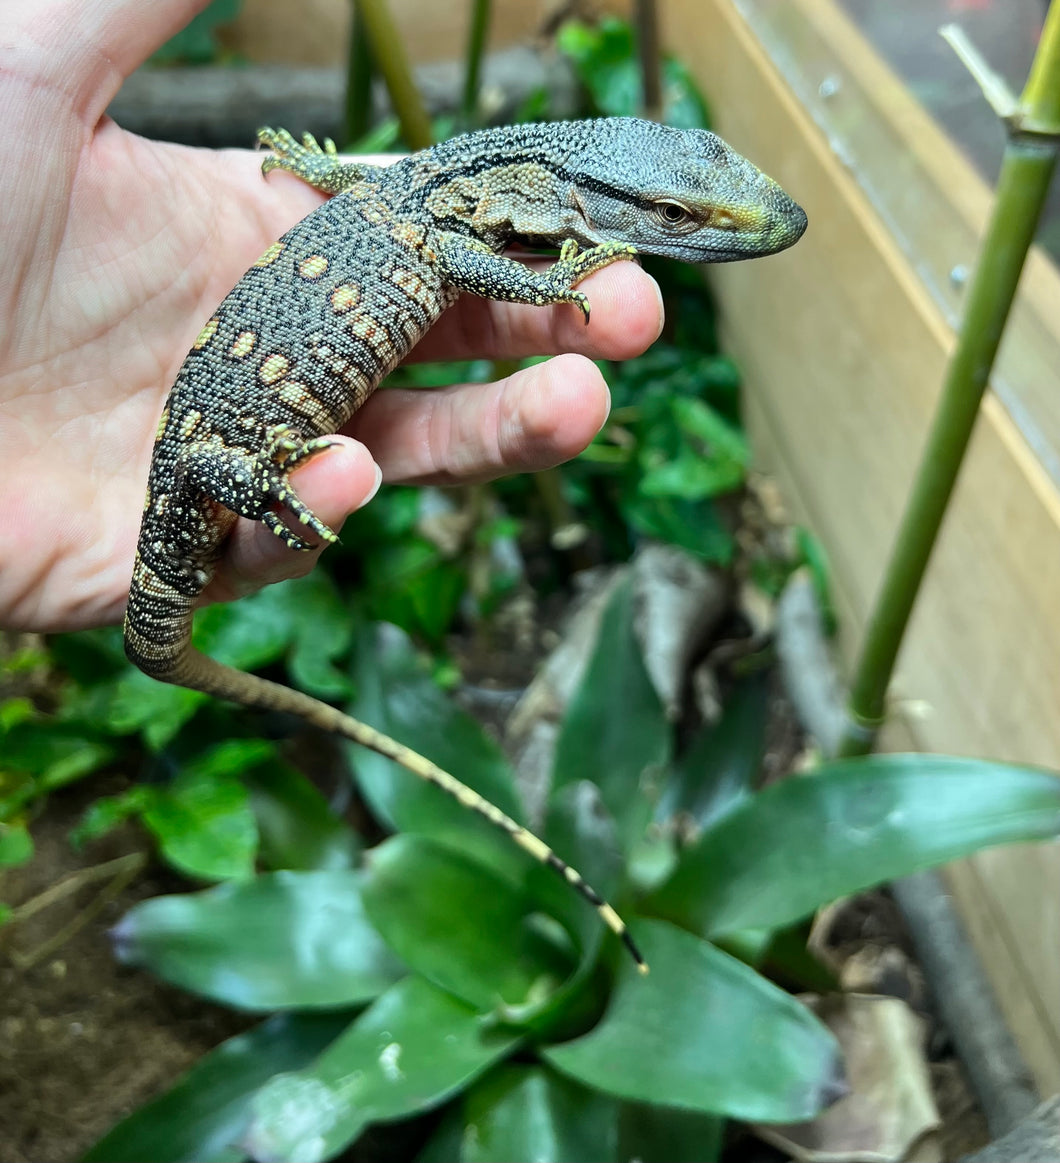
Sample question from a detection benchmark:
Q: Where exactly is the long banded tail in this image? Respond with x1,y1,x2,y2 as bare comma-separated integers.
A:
125,603,647,973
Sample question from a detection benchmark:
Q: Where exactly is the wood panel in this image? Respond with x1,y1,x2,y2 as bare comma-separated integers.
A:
660,0,1060,1093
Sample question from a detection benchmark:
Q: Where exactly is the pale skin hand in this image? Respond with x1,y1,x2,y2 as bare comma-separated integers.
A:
0,0,664,634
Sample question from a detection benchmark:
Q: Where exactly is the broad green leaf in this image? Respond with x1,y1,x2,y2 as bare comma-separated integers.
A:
247,760,360,871
1,718,117,789
0,821,33,867
363,538,467,645
624,495,734,565
618,1102,724,1163
347,624,525,878
536,781,623,963
103,668,205,750
142,770,258,881
545,919,842,1123
82,1013,348,1163
244,976,522,1163
639,398,748,501
415,1105,465,1163
362,834,570,1012
552,577,669,845
183,739,275,780
655,674,770,830
462,1064,618,1163
194,588,295,673
653,755,1060,936
150,0,240,64
70,787,151,848
112,871,402,1010
282,572,355,699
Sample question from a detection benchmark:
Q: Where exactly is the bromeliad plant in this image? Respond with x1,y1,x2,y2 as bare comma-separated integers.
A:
84,578,1060,1163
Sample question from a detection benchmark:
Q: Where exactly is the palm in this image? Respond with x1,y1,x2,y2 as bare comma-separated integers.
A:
0,3,663,633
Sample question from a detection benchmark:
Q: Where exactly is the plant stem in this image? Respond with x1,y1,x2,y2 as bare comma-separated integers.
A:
353,0,434,151
344,1,373,145
838,6,1060,758
461,0,492,128
634,0,663,121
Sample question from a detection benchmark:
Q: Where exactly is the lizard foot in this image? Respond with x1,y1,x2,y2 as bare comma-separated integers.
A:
259,426,340,550
547,240,640,324
177,428,340,553
258,127,368,195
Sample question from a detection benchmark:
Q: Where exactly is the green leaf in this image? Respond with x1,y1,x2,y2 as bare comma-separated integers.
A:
247,761,360,872
617,1102,724,1163
150,0,240,64
656,674,770,830
363,539,467,645
112,870,402,1010
103,669,205,750
639,398,748,501
193,588,294,674
552,577,669,845
0,821,33,867
283,572,356,699
362,835,570,1012
142,770,258,881
1,719,117,789
537,781,623,963
624,495,734,565
462,1064,618,1163
71,787,151,848
544,919,842,1123
244,976,522,1162
82,1013,348,1163
652,755,1060,936
347,624,525,878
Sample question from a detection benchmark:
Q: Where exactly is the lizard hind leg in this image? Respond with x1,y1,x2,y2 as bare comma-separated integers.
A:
179,427,339,554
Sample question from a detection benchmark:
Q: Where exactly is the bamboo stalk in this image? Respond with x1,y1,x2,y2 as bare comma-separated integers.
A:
634,0,663,121
353,0,434,150
344,0,374,145
461,0,492,127
837,6,1060,757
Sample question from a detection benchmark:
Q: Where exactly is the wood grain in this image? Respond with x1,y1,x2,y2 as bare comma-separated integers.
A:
662,0,1060,1093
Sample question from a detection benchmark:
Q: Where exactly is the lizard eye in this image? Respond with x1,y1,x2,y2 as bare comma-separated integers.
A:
654,200,693,229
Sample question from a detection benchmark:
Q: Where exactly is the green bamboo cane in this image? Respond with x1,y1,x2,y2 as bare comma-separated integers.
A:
461,0,492,128
634,0,663,121
344,1,374,145
353,0,434,150
837,7,1060,758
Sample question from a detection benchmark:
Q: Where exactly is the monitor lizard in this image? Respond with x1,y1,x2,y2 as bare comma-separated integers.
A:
124,117,808,971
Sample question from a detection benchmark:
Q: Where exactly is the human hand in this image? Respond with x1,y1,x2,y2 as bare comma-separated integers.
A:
0,0,664,633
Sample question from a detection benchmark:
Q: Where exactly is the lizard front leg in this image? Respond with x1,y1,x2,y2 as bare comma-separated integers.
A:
178,425,339,552
258,127,376,194
434,234,639,323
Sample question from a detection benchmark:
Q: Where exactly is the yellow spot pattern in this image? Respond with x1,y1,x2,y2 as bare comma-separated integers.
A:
298,254,329,280
330,284,360,314
193,318,219,350
349,315,396,361
155,406,170,441
258,353,290,385
229,331,257,359
179,410,202,438
253,242,284,268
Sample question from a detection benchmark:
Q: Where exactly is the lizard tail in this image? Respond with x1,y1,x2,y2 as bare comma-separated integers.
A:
124,592,647,973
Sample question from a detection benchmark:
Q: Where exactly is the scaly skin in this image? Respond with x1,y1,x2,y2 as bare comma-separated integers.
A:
124,117,808,970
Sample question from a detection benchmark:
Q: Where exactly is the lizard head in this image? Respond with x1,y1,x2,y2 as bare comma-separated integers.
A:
563,119,807,264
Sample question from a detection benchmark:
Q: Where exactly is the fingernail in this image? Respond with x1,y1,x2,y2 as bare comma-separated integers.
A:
649,275,665,341
357,462,383,509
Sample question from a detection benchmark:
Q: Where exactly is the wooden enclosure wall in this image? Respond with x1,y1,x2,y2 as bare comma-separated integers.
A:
660,0,1060,1094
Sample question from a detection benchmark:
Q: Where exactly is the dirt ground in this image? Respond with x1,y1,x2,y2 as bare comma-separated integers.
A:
0,777,249,1163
